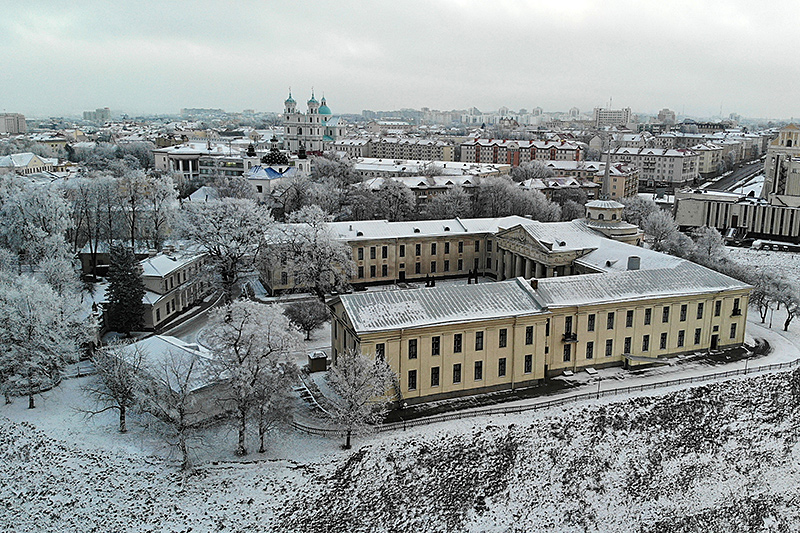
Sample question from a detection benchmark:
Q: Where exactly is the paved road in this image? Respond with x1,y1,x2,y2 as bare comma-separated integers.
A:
704,159,764,192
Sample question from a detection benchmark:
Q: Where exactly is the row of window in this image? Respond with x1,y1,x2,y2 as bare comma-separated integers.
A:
388,326,535,360
407,355,535,391
357,240,493,261
357,258,478,278
579,299,739,332
562,324,738,362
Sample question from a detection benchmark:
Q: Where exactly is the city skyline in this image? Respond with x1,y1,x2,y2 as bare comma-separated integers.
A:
2,1,799,119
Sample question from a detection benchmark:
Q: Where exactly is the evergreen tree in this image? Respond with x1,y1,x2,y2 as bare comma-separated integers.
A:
106,243,145,336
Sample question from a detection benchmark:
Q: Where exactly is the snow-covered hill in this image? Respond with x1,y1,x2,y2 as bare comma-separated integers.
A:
3,370,800,532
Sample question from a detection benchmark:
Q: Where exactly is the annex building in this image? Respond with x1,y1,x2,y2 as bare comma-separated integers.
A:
328,203,750,403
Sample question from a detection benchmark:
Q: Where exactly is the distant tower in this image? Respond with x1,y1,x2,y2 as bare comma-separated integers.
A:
307,91,319,114
284,90,296,114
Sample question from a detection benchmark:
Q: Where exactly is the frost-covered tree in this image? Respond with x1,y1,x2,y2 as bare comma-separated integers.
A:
0,176,72,268
205,301,301,455
346,189,378,221
137,350,204,471
621,196,658,227
560,200,585,221
177,198,272,304
642,210,680,252
85,341,146,433
424,185,473,219
106,243,145,336
284,300,330,340
143,172,178,251
118,169,150,249
510,160,555,183
376,180,416,221
473,176,519,217
252,359,297,453
520,189,562,222
273,205,355,301
419,162,444,178
213,175,256,200
0,273,87,408
690,226,728,267
272,174,313,219
326,348,396,449
311,154,358,186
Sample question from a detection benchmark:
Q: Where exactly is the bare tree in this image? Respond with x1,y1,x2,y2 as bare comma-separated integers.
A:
423,185,473,219
690,226,728,267
620,196,658,227
138,350,205,471
252,359,297,453
84,341,146,433
272,205,355,301
326,348,396,449
204,301,301,455
375,180,416,221
510,160,555,183
177,198,272,304
749,270,781,323
284,300,330,340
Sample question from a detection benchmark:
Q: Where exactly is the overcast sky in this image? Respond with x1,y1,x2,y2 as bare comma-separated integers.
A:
1,1,797,119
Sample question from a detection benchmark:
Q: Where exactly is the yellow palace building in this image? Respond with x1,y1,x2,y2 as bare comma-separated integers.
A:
330,203,750,404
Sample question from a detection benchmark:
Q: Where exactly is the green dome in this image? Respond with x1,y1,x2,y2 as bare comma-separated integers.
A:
318,104,332,115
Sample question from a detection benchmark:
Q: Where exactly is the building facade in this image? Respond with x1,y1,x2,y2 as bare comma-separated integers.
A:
460,139,584,167
605,147,699,192
283,91,345,154
330,222,750,403
137,247,212,330
0,113,27,134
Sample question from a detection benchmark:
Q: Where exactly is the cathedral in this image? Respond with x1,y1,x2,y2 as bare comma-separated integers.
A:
282,90,345,155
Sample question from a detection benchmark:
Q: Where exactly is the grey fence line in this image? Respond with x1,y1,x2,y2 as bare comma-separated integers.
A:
290,358,800,438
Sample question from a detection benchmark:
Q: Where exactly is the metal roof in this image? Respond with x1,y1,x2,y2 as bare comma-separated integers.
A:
339,278,546,333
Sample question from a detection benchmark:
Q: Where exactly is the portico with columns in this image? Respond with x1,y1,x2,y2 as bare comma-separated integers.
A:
494,225,592,281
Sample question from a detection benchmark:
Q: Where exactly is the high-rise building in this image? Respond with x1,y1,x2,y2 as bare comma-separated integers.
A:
762,124,800,201
83,107,111,122
593,107,632,128
0,113,27,134
657,108,676,124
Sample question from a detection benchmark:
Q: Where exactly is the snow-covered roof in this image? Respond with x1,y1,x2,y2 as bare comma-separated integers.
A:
139,249,204,278
187,185,220,202
113,335,214,392
534,262,750,308
339,277,546,333
0,152,46,168
246,165,297,180
586,200,624,209
327,216,530,241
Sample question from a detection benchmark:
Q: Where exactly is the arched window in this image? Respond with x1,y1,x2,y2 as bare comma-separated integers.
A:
787,139,793,147
598,213,605,220
298,127,302,135
612,214,617,220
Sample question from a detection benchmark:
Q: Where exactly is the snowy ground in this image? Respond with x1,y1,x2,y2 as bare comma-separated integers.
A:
728,246,800,279
6,255,800,530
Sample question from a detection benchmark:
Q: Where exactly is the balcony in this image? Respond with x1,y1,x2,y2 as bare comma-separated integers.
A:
562,332,578,343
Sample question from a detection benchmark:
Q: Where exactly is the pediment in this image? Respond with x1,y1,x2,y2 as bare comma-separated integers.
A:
496,224,553,254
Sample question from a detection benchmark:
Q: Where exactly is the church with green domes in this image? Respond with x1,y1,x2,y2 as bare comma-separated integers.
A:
282,90,345,155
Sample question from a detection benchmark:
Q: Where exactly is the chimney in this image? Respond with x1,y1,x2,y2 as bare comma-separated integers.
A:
530,279,539,290
627,256,641,271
